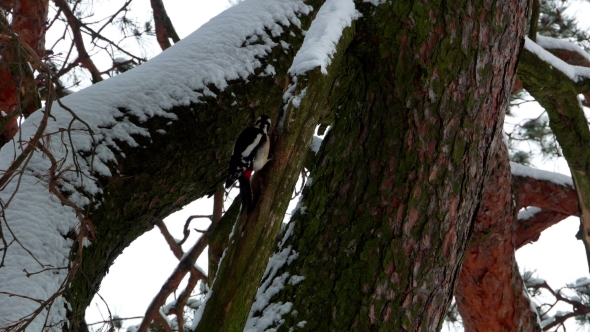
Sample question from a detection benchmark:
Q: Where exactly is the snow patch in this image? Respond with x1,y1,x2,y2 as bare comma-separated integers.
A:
536,35,590,64
510,162,573,187
310,135,323,153
518,206,542,221
245,221,302,331
291,87,307,108
289,0,360,75
524,37,590,82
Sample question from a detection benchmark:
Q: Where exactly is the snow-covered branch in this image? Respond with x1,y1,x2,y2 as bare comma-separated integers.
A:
0,0,317,328
524,36,590,82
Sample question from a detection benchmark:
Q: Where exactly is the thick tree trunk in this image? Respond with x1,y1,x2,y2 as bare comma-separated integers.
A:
0,0,533,329
455,139,541,332
0,0,45,146
239,0,529,331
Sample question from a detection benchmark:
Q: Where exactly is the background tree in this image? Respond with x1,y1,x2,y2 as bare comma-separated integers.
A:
3,0,590,331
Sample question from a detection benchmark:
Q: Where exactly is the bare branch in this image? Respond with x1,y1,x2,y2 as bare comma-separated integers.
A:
53,0,103,83
87,316,144,327
95,0,133,36
178,215,211,246
136,233,209,332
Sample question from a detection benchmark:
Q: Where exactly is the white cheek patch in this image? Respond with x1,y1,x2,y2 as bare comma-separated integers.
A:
241,134,262,157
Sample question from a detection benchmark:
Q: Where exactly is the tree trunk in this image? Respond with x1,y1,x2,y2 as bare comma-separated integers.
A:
455,139,541,332
239,0,530,331
0,0,45,146
0,0,531,330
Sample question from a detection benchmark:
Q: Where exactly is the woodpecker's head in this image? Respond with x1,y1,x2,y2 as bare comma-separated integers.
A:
254,115,271,134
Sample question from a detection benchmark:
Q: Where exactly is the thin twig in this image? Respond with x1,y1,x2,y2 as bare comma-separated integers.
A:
178,215,211,246
87,316,144,326
136,233,209,332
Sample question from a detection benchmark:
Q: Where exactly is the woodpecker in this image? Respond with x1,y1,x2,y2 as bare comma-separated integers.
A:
225,115,271,211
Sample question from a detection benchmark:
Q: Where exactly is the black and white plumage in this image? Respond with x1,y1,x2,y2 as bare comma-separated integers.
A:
225,115,271,210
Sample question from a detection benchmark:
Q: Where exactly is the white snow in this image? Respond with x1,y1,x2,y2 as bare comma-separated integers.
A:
518,206,542,221
114,57,130,64
190,289,213,331
536,35,590,64
574,277,590,288
525,288,543,328
363,0,386,6
555,310,572,317
310,135,323,153
524,36,590,82
289,0,360,75
245,221,302,332
0,0,314,329
290,87,307,108
510,162,573,187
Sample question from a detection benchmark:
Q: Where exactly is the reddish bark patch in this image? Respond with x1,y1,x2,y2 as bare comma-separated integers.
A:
456,139,541,332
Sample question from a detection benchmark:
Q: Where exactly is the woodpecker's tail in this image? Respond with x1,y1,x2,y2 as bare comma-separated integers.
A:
238,175,253,212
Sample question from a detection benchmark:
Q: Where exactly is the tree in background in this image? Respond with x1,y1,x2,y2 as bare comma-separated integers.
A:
2,0,590,331
0,0,175,146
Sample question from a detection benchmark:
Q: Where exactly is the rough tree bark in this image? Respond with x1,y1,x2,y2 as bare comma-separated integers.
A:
454,36,590,332
456,150,578,331
0,0,45,146
233,0,530,331
455,139,541,332
150,0,180,50
0,0,534,330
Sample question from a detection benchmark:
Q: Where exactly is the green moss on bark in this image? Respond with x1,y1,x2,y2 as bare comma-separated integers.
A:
245,0,531,331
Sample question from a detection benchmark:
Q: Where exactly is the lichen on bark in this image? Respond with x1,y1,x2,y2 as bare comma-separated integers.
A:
247,0,530,331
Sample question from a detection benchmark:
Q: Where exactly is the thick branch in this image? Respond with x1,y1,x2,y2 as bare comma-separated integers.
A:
512,166,578,214
150,0,180,50
516,209,570,248
511,165,578,247
518,41,590,272
528,0,540,41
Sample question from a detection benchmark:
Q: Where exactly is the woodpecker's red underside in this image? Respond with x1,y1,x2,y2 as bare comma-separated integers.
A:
243,170,253,180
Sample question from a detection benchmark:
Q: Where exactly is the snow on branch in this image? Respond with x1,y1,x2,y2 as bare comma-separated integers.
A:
524,36,590,82
244,222,305,332
0,0,313,329
289,0,360,75
510,162,573,188
536,35,590,64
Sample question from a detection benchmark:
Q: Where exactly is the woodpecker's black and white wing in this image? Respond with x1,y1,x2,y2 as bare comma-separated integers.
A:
225,127,264,188
225,116,271,212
